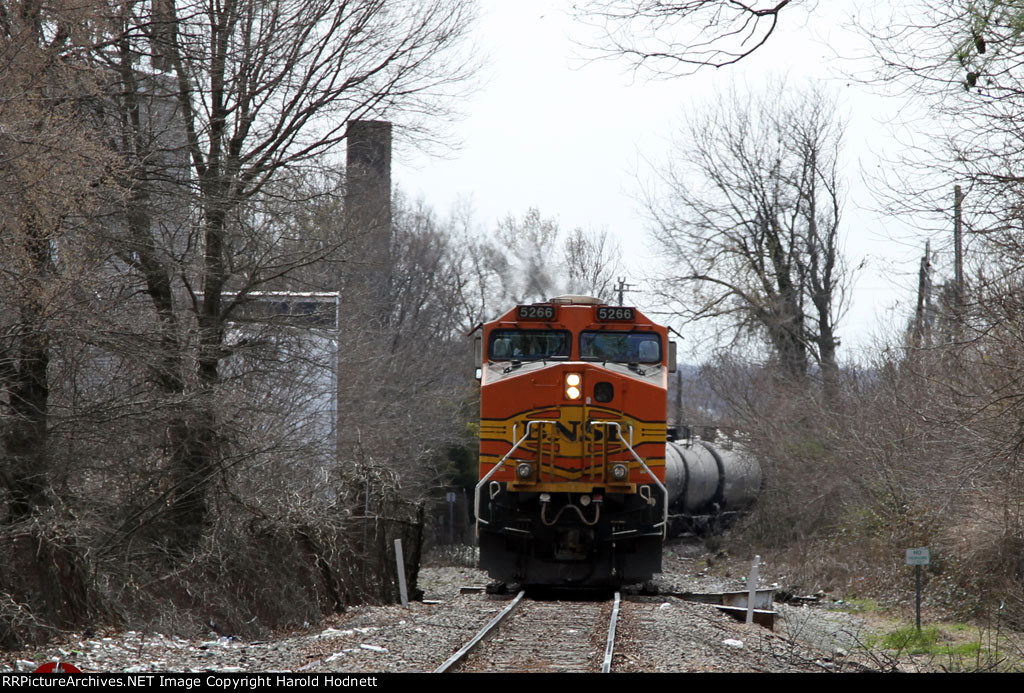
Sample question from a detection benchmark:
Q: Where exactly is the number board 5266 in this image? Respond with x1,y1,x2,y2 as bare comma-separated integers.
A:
596,306,635,322
517,305,556,321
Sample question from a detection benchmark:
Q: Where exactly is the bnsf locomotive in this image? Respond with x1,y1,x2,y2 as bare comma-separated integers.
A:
473,296,677,587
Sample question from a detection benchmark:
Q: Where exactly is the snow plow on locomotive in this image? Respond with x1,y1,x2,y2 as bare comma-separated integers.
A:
472,296,761,588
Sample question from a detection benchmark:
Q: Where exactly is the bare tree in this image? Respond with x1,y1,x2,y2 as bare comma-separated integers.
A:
862,1,1024,263
0,0,481,638
646,81,848,397
574,0,802,75
451,208,623,322
0,0,118,522
93,0,478,552
563,226,621,302
333,194,472,486
787,1,1024,624
491,208,561,305
0,1,138,644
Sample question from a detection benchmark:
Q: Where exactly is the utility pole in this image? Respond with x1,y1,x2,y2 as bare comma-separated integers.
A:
615,277,635,306
912,240,932,350
954,185,964,312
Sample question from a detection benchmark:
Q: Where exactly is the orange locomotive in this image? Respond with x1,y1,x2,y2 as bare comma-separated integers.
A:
474,296,677,587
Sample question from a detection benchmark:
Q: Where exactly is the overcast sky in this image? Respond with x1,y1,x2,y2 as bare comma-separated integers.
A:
393,1,948,363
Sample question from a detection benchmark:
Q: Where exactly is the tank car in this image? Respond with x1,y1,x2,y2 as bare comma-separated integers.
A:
473,296,675,587
664,437,763,535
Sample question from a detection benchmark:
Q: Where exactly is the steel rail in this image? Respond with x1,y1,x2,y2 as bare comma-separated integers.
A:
602,591,621,673
437,591,622,673
433,590,526,673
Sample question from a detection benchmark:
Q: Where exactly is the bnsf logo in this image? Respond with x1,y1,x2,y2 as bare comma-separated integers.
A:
523,422,622,447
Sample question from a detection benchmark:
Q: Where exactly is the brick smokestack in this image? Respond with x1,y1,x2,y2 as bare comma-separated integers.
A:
345,120,392,247
342,119,392,323
151,0,178,72
338,121,393,458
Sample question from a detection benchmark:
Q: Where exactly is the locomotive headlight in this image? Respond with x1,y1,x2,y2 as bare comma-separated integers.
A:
516,462,534,479
565,372,582,400
610,463,629,481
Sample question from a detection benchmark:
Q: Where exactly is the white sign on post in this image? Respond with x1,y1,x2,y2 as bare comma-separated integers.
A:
906,547,930,566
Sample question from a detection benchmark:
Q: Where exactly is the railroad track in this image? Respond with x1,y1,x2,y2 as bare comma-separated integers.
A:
435,591,622,673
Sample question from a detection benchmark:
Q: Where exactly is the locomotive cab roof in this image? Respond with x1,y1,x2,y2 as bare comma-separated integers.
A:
546,295,603,305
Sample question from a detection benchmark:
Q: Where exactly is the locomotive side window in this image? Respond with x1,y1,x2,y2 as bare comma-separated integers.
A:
488,329,571,361
579,331,662,364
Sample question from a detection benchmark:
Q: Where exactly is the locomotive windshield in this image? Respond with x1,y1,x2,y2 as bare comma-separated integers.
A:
489,329,571,361
580,331,661,364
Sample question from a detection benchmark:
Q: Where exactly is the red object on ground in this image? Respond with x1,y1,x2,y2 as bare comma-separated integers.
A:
33,662,82,673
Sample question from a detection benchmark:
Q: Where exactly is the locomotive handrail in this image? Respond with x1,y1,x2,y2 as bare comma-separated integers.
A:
474,419,558,536
583,421,609,482
589,420,669,538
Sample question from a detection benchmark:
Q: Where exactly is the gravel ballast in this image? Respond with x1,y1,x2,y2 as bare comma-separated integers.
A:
2,544,881,673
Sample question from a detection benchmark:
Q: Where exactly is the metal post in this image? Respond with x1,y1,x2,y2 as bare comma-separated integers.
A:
915,564,922,632
746,555,760,625
905,547,930,632
395,539,408,607
447,491,455,544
